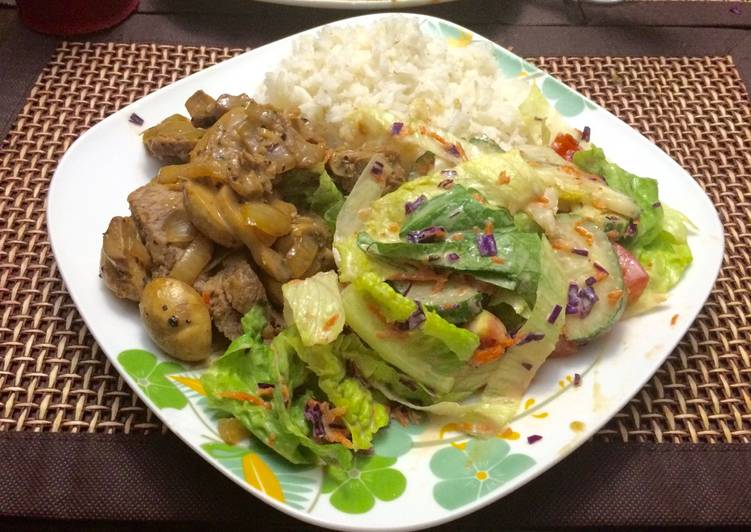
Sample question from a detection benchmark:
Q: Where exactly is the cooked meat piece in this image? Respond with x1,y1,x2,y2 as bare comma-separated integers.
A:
185,90,219,128
142,114,204,163
190,101,326,199
194,254,267,339
185,91,253,129
100,216,151,301
128,183,190,276
326,149,405,193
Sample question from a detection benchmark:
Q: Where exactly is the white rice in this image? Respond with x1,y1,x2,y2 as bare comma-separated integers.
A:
260,17,535,147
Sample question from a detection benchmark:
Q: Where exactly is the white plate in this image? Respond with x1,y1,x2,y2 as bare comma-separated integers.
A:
48,13,723,531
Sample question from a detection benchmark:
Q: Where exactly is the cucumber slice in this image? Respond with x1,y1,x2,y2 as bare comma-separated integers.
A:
572,205,632,241
391,280,484,324
555,214,625,342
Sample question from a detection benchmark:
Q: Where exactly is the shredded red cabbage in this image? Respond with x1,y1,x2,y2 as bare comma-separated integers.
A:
257,383,274,389
476,234,497,257
573,373,582,387
547,304,562,324
594,262,609,275
625,221,637,238
581,125,591,142
571,248,589,257
446,252,460,262
527,434,543,444
521,362,533,370
517,332,545,345
585,276,597,286
405,194,427,215
652,201,661,208
129,113,144,126
304,401,325,440
407,226,446,244
566,283,580,315
438,178,454,189
397,302,426,330
446,144,461,158
371,160,385,176
391,122,404,135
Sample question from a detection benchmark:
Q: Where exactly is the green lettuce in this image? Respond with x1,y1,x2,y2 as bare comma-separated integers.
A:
273,329,389,451
357,231,540,299
373,238,567,429
282,271,344,346
400,185,514,236
277,166,344,229
634,206,694,293
342,275,480,395
201,306,352,468
573,146,663,246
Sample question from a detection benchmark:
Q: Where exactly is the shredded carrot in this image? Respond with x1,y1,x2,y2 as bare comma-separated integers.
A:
491,256,506,264
326,430,354,449
323,313,340,331
552,239,572,252
432,276,448,294
257,387,274,398
201,292,211,306
574,224,594,245
471,344,506,366
606,230,618,240
560,165,579,176
497,171,510,185
607,289,623,305
535,195,549,204
473,193,486,204
216,391,271,409
456,142,467,161
390,269,448,282
387,223,400,233
594,269,609,281
451,233,464,241
484,220,494,235
671,314,679,325
593,199,607,210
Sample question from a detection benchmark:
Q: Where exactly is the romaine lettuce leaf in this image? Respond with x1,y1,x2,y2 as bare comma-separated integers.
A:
277,166,344,229
373,238,567,429
201,306,352,467
633,206,693,293
357,230,541,299
282,271,344,346
341,277,480,395
273,328,389,450
400,185,514,236
573,146,663,246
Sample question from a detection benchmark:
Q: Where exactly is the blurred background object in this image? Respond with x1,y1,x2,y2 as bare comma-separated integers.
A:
15,0,139,36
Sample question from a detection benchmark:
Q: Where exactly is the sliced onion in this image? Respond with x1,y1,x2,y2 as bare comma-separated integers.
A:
285,235,318,278
170,234,214,284
155,160,226,184
163,210,197,243
241,201,292,237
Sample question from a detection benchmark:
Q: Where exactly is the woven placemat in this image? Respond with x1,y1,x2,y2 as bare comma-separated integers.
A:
1,43,749,443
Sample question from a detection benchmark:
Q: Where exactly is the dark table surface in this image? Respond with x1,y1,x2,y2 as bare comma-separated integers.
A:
1,2,751,530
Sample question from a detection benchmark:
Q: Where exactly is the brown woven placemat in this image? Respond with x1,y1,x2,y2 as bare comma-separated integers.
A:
1,43,749,443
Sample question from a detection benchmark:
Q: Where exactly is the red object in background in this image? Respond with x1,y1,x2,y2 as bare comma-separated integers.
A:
17,0,139,36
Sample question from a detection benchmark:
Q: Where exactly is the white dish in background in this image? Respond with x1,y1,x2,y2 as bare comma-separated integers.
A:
48,13,723,531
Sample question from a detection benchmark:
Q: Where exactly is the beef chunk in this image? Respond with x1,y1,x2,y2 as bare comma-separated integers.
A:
142,114,203,163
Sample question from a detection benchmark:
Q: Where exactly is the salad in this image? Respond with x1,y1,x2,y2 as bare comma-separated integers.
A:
196,87,693,469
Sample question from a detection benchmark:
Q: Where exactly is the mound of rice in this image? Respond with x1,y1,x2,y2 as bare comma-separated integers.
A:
260,17,535,147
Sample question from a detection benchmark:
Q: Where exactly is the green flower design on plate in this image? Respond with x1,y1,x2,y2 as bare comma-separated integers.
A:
541,77,597,117
373,420,427,458
322,454,407,514
118,349,186,409
430,438,535,510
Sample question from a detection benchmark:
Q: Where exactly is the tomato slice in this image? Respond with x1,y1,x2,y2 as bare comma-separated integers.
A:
613,243,649,304
551,133,581,161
